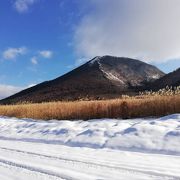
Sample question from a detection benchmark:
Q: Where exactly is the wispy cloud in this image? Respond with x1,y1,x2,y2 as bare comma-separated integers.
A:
74,0,180,63
2,47,27,60
39,50,53,59
67,57,88,69
75,57,88,66
14,0,37,13
31,56,38,65
0,84,25,99
30,50,53,65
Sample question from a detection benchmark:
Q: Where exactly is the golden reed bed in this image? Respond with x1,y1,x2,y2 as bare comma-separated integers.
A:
0,95,179,120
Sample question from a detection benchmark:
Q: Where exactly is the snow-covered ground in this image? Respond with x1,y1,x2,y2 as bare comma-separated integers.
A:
0,114,179,179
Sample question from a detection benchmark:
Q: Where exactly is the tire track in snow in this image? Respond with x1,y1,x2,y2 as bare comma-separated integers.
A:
0,161,61,180
0,146,179,180
0,155,75,180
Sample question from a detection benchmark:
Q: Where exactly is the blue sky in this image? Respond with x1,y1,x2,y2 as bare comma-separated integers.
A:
0,0,81,87
0,0,179,99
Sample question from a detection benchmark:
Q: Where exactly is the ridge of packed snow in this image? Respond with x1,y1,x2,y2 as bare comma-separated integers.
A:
0,114,180,155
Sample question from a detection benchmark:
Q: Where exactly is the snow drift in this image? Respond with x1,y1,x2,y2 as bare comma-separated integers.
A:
0,114,179,155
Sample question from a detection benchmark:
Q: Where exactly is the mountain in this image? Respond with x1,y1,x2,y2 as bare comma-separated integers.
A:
0,56,165,104
149,68,180,90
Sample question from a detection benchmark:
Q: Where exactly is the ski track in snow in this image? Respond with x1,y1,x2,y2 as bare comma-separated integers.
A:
0,114,180,179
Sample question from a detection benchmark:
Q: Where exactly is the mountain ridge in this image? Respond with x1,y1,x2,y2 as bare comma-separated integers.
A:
0,55,166,104
148,68,180,90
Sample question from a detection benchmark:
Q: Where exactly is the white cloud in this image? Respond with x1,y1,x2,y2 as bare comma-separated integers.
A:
28,83,36,88
0,83,37,99
0,84,25,100
39,50,53,59
75,57,88,66
31,56,38,65
3,47,27,60
14,0,37,13
67,57,88,69
74,0,180,63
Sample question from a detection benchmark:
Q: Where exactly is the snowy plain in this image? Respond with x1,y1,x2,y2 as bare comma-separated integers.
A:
0,114,179,179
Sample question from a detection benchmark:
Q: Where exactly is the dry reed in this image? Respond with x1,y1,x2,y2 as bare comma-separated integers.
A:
0,94,179,120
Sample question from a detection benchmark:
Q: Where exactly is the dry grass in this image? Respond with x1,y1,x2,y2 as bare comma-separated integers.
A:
0,94,179,120
139,86,180,96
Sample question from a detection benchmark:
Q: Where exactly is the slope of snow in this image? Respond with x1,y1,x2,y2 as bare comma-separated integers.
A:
0,114,180,155
149,74,160,79
89,56,125,83
97,60,125,84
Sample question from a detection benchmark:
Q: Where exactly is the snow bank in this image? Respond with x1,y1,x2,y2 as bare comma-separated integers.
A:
0,114,179,154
